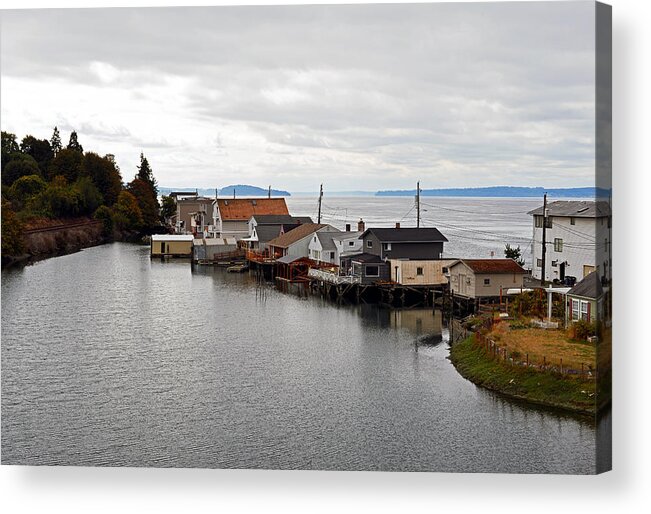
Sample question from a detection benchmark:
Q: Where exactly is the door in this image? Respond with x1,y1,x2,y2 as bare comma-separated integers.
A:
560,262,566,281
160,242,165,254
459,273,466,296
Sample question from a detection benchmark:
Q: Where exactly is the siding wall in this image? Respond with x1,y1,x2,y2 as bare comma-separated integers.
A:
389,259,454,286
449,263,524,298
361,234,444,260
151,240,193,257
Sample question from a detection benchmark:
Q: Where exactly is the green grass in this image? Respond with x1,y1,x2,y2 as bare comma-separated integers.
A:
449,335,597,416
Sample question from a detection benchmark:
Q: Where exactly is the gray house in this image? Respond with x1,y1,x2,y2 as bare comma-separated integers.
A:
359,227,448,260
342,253,390,285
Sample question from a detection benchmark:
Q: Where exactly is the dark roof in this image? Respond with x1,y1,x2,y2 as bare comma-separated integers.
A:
267,223,329,248
348,253,384,263
216,198,289,220
360,227,448,243
315,232,337,251
568,271,603,299
527,200,611,218
252,215,313,225
254,224,283,243
453,259,526,274
276,255,303,264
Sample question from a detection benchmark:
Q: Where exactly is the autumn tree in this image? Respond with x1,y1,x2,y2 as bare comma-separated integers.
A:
127,178,160,230
112,190,143,230
81,152,122,206
66,130,83,153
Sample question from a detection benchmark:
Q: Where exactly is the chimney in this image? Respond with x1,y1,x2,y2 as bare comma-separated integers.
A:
395,222,401,229
345,223,351,232
357,218,365,232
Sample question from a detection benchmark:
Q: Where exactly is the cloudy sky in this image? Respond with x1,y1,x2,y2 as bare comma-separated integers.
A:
0,2,596,192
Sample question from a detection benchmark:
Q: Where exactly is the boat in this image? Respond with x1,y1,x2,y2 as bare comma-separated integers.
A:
227,263,249,273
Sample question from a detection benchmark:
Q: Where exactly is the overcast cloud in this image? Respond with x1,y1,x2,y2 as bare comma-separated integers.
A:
0,2,596,192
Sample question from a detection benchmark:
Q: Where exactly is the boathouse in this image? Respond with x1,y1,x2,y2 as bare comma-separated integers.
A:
447,259,526,299
151,234,194,257
346,253,390,285
389,258,456,286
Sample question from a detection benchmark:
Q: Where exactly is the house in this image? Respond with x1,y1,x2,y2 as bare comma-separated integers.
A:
150,234,194,257
528,200,611,283
267,223,340,259
175,196,214,236
390,258,456,286
308,228,364,267
211,198,290,240
359,226,448,260
244,215,313,252
344,253,391,285
566,271,604,325
448,259,526,299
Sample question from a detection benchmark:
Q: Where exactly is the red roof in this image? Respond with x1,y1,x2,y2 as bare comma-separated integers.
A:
457,259,526,274
217,198,289,221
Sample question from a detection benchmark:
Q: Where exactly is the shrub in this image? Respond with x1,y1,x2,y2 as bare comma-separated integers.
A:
572,319,596,341
93,205,113,236
8,174,47,206
1,199,24,255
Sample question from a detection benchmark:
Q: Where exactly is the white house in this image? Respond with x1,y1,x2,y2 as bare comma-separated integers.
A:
210,198,290,240
308,230,362,266
268,223,340,259
528,200,611,283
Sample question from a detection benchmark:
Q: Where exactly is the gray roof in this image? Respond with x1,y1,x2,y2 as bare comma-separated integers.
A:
316,232,337,251
527,201,611,218
347,253,384,263
276,255,303,264
252,215,313,225
360,227,448,243
254,224,283,243
330,231,363,241
567,271,603,299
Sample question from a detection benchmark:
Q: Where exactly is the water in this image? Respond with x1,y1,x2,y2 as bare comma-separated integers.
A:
2,237,597,473
286,196,540,265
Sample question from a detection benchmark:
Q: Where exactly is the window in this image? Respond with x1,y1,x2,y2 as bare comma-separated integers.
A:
534,216,553,228
349,241,355,246
416,267,423,276
536,258,543,268
330,251,335,259
367,240,373,248
365,265,379,277
571,299,580,320
383,243,392,251
484,278,490,286
554,238,563,252
580,300,589,321
570,217,576,225
442,267,449,274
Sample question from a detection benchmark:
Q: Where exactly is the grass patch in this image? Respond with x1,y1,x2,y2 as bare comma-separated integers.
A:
450,335,597,415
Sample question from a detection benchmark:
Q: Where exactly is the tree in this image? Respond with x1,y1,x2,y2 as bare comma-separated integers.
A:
1,154,40,186
81,152,122,206
127,178,160,230
112,190,143,230
1,199,24,256
8,174,48,207
1,131,20,169
73,176,103,215
67,131,83,153
93,205,114,237
20,135,53,174
160,195,176,223
48,148,83,183
504,244,525,266
136,152,158,197
28,176,81,218
50,126,62,156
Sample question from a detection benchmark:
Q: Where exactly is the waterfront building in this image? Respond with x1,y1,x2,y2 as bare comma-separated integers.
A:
308,230,364,267
447,259,526,299
211,198,290,240
359,227,448,260
565,270,605,326
244,215,313,252
528,200,611,283
267,223,340,259
175,196,214,236
390,258,456,286
150,234,194,257
345,253,390,284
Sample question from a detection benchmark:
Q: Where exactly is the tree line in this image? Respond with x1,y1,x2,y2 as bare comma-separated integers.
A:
2,127,162,255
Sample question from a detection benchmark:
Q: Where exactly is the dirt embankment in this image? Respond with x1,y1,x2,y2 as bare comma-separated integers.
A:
3,218,107,267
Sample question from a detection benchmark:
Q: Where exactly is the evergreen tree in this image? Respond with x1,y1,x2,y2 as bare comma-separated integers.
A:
67,131,83,153
504,244,525,266
136,152,158,197
50,126,62,156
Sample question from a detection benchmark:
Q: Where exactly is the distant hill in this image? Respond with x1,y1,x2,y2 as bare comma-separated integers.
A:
159,185,291,197
376,186,611,198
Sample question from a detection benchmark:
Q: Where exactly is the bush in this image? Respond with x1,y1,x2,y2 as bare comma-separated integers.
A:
572,320,596,341
26,175,80,218
73,176,103,215
1,154,40,186
1,199,24,255
8,174,47,206
93,205,113,236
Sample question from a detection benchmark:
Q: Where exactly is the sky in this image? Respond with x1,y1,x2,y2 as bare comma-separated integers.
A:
0,2,597,192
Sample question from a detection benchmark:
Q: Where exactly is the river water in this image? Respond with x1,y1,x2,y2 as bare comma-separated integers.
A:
2,216,598,472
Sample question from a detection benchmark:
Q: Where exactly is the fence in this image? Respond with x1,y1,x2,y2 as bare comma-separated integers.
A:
307,268,361,285
473,330,594,378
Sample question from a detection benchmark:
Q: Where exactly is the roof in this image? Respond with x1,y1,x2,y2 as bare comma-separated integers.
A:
251,215,313,225
267,223,330,248
315,232,337,251
276,255,302,264
330,231,363,241
216,198,289,221
254,224,283,243
151,234,194,242
451,259,526,274
567,271,604,299
527,200,611,218
348,253,384,264
360,227,448,243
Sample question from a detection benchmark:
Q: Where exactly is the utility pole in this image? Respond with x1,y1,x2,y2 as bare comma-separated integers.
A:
541,192,548,285
416,181,421,228
268,185,271,199
317,184,323,224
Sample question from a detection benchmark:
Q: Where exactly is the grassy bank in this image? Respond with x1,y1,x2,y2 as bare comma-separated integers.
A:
449,335,596,416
